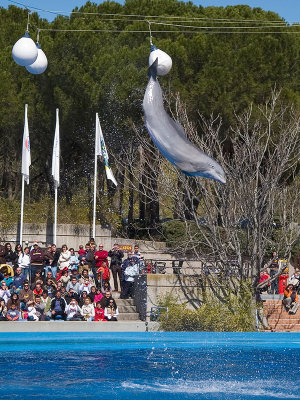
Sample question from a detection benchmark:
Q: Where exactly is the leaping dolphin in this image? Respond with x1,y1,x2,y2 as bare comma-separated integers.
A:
142,59,226,184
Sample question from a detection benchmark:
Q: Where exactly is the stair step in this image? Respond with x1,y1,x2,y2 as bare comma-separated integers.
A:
118,313,140,321
114,299,135,306
118,305,138,313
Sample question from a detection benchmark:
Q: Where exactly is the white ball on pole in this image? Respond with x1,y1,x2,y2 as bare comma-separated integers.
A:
149,45,172,76
12,31,38,66
26,44,48,74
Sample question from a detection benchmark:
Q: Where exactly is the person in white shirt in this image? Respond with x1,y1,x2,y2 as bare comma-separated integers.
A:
18,246,31,280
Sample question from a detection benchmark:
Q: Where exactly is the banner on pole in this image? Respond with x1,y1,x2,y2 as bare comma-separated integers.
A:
52,108,60,188
21,104,31,184
96,113,117,186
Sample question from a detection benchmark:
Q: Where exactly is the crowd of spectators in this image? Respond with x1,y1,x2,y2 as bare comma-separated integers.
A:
0,240,142,322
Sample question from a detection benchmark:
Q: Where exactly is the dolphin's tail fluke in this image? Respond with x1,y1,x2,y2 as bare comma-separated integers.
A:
148,58,158,80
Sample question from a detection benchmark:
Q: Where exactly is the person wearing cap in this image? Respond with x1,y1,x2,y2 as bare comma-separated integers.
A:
30,242,44,284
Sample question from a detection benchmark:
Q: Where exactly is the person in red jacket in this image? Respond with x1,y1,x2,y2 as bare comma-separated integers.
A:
94,301,106,321
94,244,108,269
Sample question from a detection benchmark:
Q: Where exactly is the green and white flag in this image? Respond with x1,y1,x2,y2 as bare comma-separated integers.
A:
95,113,117,186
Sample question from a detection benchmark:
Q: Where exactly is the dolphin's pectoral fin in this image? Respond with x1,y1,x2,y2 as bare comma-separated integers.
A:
148,58,158,80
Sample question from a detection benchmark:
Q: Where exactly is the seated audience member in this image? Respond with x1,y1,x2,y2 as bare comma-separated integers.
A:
50,291,67,320
100,290,113,309
60,286,67,299
0,282,11,304
43,278,57,298
79,269,95,286
0,298,7,320
94,301,106,321
81,297,95,321
104,299,119,321
6,303,19,321
69,248,79,271
26,300,39,321
55,281,63,293
79,291,89,307
80,279,92,295
78,258,90,275
65,299,83,321
100,281,111,295
4,242,17,267
41,290,52,320
66,277,81,295
58,269,70,287
31,270,44,290
93,287,103,305
283,284,299,314
7,293,20,311
11,267,26,293
70,268,80,281
33,282,43,299
19,281,34,310
89,286,97,303
34,295,45,321
288,268,300,290
18,246,31,279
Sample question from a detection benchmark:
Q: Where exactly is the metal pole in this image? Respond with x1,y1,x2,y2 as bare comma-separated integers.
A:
54,186,57,245
20,175,25,246
92,113,98,240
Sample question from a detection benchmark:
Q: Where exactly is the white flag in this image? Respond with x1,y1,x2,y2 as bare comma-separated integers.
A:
96,113,117,186
52,108,60,188
21,104,31,184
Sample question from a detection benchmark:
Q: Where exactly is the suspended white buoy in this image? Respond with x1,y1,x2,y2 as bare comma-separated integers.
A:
26,43,48,74
12,31,38,66
149,45,172,76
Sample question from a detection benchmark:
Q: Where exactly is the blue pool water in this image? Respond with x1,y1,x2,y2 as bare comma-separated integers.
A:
0,332,299,399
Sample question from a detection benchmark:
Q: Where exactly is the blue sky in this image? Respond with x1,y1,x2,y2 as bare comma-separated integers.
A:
1,0,299,23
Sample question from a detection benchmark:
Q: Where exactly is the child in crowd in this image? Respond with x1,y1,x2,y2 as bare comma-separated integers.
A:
93,287,103,305
27,301,39,321
94,302,106,321
97,261,110,284
6,303,19,321
78,245,86,257
81,297,95,321
69,248,79,270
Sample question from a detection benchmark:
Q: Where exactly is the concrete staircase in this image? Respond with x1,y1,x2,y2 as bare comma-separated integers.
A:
115,298,140,321
263,299,300,332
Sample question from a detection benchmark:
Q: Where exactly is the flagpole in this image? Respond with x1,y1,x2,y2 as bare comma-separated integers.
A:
92,113,98,239
54,184,57,245
20,103,30,247
20,175,25,246
52,108,60,245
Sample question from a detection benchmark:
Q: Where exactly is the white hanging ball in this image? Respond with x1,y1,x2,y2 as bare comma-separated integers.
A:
26,44,48,74
149,45,172,76
12,31,38,66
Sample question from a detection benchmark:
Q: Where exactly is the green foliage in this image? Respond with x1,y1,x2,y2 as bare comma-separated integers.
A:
157,283,256,332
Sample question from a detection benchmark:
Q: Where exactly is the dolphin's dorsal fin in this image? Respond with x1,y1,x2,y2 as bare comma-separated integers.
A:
148,58,158,80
